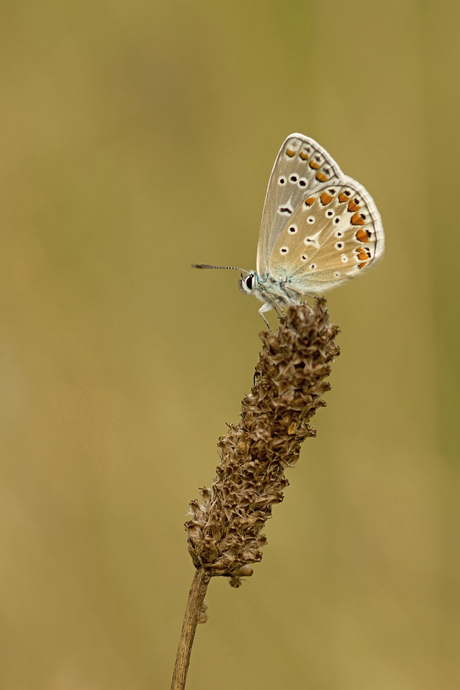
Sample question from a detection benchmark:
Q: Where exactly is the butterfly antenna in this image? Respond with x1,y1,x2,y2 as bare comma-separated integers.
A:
192,263,249,275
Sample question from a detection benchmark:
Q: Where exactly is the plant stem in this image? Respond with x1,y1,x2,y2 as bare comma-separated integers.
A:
170,568,210,690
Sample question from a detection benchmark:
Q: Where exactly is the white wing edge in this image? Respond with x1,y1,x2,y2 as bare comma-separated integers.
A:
341,173,385,266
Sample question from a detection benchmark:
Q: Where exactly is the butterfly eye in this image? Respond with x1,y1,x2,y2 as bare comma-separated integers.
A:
245,275,253,290
288,225,298,234
279,177,286,185
280,246,289,254
307,216,315,225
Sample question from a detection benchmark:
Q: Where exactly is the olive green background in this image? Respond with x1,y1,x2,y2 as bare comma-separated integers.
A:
0,1,458,688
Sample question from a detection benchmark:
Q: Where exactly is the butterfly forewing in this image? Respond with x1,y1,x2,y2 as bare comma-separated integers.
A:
268,177,384,293
257,134,344,276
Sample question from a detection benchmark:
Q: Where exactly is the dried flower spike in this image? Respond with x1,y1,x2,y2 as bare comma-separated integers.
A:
186,298,340,584
172,299,339,689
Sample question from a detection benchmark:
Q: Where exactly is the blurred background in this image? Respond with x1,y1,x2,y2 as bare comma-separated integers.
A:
0,0,458,688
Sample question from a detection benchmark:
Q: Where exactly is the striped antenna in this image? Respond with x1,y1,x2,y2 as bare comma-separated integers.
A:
192,264,249,275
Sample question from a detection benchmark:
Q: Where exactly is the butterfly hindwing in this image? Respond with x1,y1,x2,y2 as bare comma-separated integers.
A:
268,176,384,293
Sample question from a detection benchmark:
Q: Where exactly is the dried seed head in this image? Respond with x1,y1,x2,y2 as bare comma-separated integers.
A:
186,299,340,580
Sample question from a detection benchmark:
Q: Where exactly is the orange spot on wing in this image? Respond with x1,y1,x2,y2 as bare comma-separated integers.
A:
357,248,368,261
358,262,367,269
316,172,328,182
286,148,296,157
320,192,334,205
356,228,371,242
304,196,316,206
338,192,348,203
351,212,365,226
299,151,309,160
347,199,360,212
309,160,320,170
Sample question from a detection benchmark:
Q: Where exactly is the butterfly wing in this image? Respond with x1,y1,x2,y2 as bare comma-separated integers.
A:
268,176,384,293
256,134,344,276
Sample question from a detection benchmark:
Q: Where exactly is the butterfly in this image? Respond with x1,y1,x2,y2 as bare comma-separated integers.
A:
194,133,384,327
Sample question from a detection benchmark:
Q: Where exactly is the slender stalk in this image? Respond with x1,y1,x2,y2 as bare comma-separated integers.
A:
170,568,210,690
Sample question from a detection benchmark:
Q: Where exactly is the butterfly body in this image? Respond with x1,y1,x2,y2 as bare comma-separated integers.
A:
239,271,304,314
194,133,384,325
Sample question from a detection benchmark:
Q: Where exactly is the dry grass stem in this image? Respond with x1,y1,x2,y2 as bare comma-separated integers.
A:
171,299,339,689
170,568,210,690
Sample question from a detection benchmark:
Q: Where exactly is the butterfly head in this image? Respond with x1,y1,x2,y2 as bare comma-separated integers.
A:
239,271,259,297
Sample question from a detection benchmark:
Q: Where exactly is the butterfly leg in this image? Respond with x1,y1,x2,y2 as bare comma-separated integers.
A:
258,303,272,330
259,311,271,330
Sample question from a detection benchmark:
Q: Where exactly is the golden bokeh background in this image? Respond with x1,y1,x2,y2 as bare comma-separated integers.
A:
1,1,458,688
